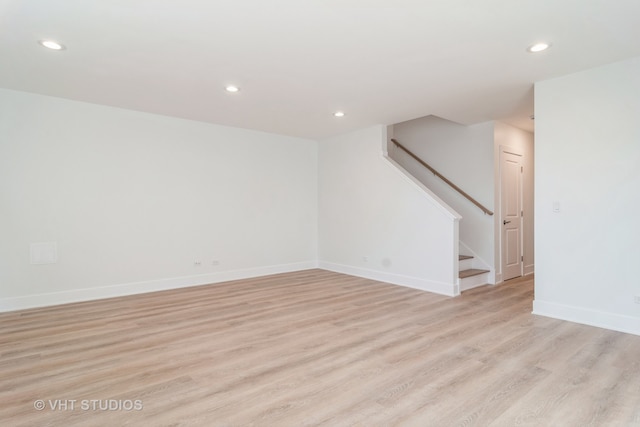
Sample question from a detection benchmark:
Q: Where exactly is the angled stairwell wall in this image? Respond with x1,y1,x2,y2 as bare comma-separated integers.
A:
389,116,496,283
318,125,462,296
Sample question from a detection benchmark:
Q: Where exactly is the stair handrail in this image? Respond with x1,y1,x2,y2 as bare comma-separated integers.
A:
391,138,494,216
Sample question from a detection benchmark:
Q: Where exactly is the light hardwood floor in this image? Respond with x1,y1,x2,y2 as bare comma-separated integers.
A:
1,269,639,426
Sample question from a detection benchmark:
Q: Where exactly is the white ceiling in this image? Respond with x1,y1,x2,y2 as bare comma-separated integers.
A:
1,0,640,139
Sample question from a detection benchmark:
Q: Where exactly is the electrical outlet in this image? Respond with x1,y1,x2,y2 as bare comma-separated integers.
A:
194,261,202,266
212,260,220,266
362,256,368,262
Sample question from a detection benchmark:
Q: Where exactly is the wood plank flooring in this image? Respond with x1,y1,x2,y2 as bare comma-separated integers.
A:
1,269,639,426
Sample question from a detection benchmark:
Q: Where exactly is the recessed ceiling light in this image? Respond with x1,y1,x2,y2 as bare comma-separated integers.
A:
38,39,65,50
225,85,240,93
333,111,345,117
527,42,551,53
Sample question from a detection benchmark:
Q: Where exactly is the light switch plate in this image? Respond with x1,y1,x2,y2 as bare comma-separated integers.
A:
30,242,58,265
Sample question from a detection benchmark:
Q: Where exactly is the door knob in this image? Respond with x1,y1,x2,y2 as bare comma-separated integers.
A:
503,220,511,225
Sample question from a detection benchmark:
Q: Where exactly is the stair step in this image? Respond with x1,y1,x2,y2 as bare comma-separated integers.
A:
458,268,489,279
459,255,473,261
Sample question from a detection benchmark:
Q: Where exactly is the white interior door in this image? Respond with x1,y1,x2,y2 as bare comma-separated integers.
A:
501,149,523,281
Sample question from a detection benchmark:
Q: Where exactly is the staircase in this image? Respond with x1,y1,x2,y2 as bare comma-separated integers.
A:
388,138,493,293
458,254,489,292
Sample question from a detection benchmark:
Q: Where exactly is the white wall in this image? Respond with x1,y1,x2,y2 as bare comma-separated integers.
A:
494,122,535,280
390,116,495,275
318,125,461,296
0,89,318,310
534,56,640,335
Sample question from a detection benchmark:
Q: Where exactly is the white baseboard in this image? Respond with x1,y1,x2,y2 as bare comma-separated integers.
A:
524,264,535,276
0,261,318,313
494,272,503,285
533,299,640,336
318,261,458,296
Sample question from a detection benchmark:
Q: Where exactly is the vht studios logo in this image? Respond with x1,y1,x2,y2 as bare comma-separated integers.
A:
34,399,143,411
